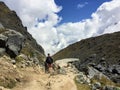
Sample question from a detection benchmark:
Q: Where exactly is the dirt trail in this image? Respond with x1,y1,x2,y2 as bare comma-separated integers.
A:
11,59,78,90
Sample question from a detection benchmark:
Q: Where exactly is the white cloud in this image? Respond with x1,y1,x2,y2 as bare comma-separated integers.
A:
1,0,120,55
2,0,62,28
1,0,62,55
77,2,88,8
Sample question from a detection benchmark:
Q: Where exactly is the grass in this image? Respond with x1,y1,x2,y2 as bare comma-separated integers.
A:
0,28,7,33
74,75,120,90
74,77,91,90
21,42,45,63
15,55,25,63
0,77,16,89
21,43,35,58
91,75,120,88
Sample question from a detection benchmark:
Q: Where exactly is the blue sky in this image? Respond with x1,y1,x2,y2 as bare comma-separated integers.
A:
55,0,112,24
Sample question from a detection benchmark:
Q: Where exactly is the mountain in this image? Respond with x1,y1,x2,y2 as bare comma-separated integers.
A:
53,31,120,64
53,31,120,83
0,2,45,57
0,2,46,88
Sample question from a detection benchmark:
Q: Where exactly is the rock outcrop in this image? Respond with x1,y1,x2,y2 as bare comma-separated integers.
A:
0,29,25,58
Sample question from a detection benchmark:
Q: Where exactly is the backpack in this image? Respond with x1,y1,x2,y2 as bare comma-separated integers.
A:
46,57,53,64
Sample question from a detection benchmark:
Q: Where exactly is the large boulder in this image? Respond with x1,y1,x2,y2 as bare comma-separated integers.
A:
6,34,25,58
0,29,25,58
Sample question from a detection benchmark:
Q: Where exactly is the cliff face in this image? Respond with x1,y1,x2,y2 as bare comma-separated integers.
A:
0,2,45,63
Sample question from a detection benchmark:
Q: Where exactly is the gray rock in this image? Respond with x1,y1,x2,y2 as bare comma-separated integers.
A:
58,67,66,75
114,65,120,74
95,64,106,71
75,74,90,84
5,30,25,58
0,48,5,56
103,86,114,90
0,23,4,28
25,61,32,66
92,82,101,90
91,54,97,58
33,57,39,65
11,59,16,64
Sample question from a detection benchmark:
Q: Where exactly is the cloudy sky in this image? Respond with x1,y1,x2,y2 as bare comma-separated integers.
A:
1,0,120,55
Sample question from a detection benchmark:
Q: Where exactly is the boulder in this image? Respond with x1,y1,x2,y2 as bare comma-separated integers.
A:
102,86,120,90
5,30,25,58
58,67,67,75
0,29,25,58
11,59,16,64
0,48,5,56
0,34,7,47
92,82,101,90
95,64,106,72
75,73,90,84
103,86,114,90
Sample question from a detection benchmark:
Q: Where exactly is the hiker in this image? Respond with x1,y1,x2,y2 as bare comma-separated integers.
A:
45,53,53,73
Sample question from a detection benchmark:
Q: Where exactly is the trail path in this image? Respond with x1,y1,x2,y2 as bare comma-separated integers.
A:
11,58,78,90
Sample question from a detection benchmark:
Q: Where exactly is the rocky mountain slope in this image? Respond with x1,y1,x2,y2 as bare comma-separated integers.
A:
0,2,45,60
53,31,120,83
0,2,46,88
53,31,120,64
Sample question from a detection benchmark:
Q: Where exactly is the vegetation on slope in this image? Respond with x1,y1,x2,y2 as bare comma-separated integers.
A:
53,31,120,64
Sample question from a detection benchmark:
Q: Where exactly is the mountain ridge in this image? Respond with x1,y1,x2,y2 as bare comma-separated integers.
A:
53,31,120,64
0,2,45,55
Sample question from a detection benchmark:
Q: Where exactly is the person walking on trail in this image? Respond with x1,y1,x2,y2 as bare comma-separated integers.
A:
45,53,53,73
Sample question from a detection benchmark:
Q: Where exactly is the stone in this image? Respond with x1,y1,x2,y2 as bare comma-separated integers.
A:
58,67,67,75
11,59,16,64
111,76,120,83
95,64,106,71
5,30,25,58
103,86,114,90
92,82,101,90
0,22,4,28
75,74,89,84
0,48,5,56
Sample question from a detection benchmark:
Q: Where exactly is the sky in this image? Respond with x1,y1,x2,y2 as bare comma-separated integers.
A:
0,0,120,55
55,0,112,23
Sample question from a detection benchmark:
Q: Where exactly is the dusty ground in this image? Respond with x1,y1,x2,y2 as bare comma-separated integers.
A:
2,59,78,90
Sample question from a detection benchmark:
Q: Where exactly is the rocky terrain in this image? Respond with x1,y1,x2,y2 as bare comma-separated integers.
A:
0,2,45,64
0,1,46,89
53,31,120,83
